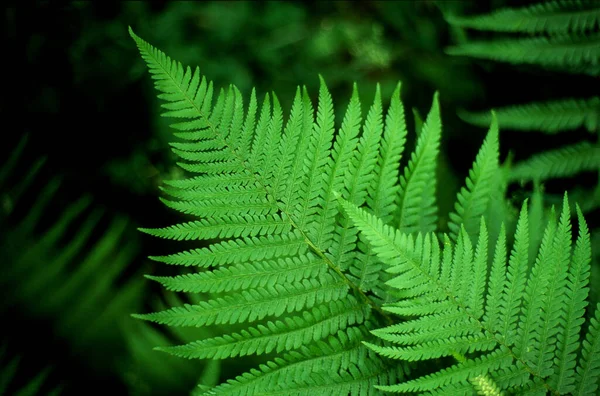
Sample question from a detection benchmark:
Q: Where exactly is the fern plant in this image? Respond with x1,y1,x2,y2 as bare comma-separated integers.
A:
443,0,600,213
129,25,517,394
339,193,600,395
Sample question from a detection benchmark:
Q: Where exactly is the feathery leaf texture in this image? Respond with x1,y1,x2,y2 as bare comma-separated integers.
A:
446,32,600,76
448,112,500,242
458,96,600,134
129,24,515,393
446,0,600,35
339,193,600,394
445,1,600,76
129,27,430,393
446,0,600,201
510,141,600,182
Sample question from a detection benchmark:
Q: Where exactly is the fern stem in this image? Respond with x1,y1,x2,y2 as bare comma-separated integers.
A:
293,218,394,326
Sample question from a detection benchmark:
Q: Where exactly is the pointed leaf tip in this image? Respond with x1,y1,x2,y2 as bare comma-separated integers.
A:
128,26,137,39
318,74,328,88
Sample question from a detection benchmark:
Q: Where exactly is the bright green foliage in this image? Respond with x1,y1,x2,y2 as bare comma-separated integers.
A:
339,193,600,394
130,27,408,393
448,113,500,242
510,141,600,182
120,292,221,394
129,26,510,394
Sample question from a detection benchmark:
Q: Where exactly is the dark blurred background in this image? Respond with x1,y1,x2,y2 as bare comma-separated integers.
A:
3,1,599,394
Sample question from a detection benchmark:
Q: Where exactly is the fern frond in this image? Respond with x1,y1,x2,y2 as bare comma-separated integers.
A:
510,141,600,182
448,112,500,241
459,96,600,134
130,27,408,392
446,32,600,76
394,92,441,234
574,302,600,395
446,1,600,35
208,326,404,395
340,193,600,394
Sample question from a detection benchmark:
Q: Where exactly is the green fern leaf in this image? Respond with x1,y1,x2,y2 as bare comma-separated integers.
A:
340,193,599,394
458,96,600,134
446,1,600,35
510,141,600,182
446,33,600,76
574,302,600,395
394,92,441,234
448,112,500,241
130,27,413,393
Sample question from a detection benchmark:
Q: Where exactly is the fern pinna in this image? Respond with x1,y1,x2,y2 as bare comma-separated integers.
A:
340,193,600,395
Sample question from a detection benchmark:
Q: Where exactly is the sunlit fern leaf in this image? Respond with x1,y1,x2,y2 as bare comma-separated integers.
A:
458,96,600,134
445,0,600,217
129,26,419,393
446,32,600,76
445,0,600,35
339,193,600,394
448,112,500,242
206,325,404,395
394,92,441,235
509,141,600,182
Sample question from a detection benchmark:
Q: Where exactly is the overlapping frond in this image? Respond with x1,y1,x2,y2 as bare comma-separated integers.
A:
339,193,600,394
130,27,427,393
445,0,600,212
394,93,441,235
120,293,220,394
